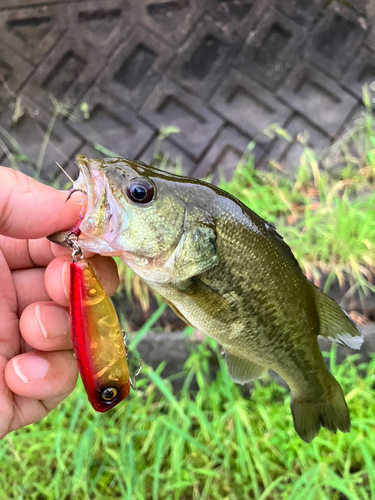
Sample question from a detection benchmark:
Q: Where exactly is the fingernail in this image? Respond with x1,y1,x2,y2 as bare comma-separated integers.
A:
13,356,48,383
62,261,69,299
35,304,70,339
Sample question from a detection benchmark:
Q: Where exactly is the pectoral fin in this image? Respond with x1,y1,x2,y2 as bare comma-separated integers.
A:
311,283,363,350
172,210,218,282
225,351,267,384
162,297,194,327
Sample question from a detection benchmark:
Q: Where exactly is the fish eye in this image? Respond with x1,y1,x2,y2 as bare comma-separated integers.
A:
126,178,154,204
100,387,118,402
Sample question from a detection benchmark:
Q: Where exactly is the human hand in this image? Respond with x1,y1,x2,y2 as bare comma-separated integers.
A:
0,167,119,438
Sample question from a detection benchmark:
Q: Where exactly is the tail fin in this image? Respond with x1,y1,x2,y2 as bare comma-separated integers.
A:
291,375,350,443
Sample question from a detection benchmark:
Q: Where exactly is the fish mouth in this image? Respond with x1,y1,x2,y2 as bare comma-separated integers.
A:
48,154,124,252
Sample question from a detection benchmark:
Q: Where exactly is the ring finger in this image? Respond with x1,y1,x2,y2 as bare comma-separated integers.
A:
44,255,119,307
20,302,72,352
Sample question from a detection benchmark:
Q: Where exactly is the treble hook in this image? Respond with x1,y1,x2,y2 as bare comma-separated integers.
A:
122,330,142,390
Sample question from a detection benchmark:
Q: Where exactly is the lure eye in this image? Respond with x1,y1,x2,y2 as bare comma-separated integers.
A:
126,178,154,204
100,387,118,402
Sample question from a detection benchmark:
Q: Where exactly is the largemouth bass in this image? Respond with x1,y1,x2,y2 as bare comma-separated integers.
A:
49,155,363,442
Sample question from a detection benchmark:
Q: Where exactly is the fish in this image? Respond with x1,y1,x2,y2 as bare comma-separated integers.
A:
70,256,130,412
49,154,363,441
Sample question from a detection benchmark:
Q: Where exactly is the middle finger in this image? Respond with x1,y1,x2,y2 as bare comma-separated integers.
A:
13,255,119,314
45,255,120,307
12,268,50,316
0,236,69,271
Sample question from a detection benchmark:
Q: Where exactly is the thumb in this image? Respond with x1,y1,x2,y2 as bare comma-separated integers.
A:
0,167,84,239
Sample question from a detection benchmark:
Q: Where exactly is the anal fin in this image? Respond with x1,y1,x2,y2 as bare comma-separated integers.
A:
225,351,267,384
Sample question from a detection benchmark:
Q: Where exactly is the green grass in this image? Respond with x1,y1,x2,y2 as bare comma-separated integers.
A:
2,339,375,500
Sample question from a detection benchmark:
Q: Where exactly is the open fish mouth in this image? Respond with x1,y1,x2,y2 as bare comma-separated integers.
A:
48,154,124,253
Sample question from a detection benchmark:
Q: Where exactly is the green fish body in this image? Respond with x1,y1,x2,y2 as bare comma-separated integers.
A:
50,155,363,442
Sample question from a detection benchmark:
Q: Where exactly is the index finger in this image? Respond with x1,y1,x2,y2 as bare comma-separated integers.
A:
0,167,84,239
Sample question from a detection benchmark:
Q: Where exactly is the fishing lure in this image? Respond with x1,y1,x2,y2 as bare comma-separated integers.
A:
67,233,139,412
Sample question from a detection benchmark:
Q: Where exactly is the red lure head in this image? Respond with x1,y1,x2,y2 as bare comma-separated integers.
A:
92,381,130,413
70,260,130,412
